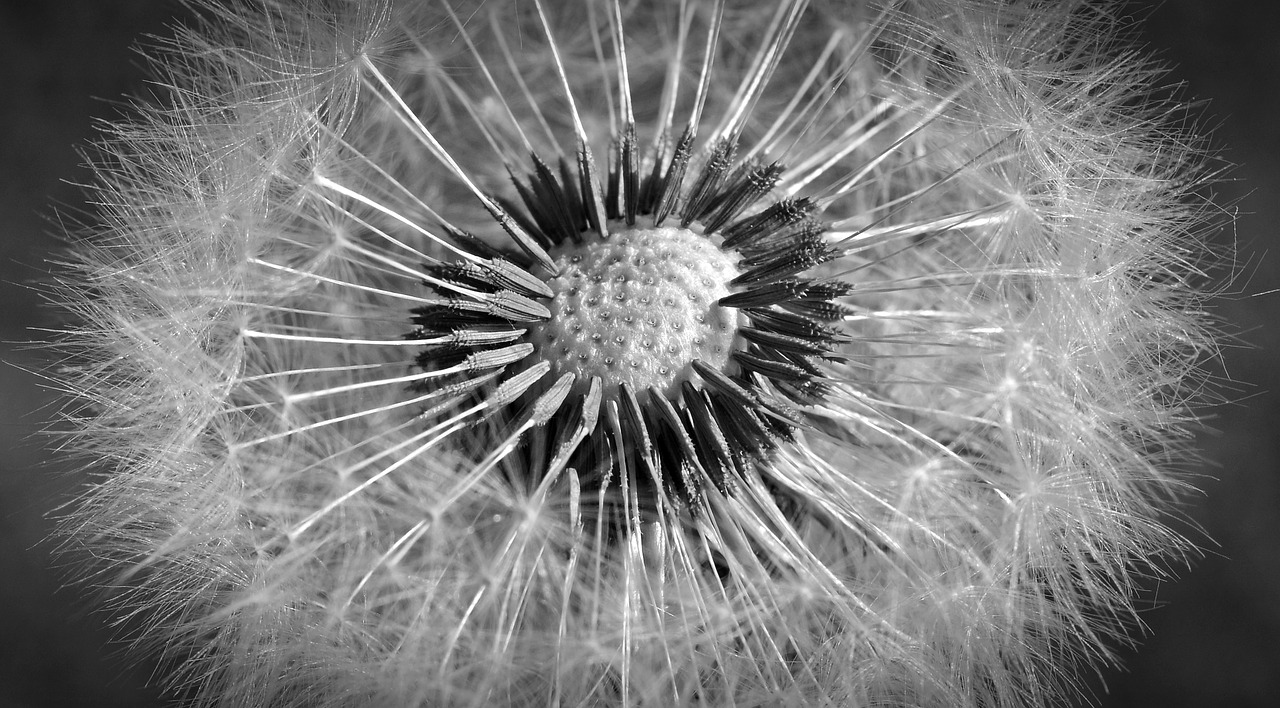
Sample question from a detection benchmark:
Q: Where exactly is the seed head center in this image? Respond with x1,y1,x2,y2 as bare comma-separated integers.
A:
529,226,741,398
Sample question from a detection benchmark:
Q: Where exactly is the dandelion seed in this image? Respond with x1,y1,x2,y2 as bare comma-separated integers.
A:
49,0,1218,706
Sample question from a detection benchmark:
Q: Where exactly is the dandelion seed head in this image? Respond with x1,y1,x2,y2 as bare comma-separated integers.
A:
46,0,1221,705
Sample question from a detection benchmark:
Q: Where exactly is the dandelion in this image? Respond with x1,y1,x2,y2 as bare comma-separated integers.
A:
50,0,1216,705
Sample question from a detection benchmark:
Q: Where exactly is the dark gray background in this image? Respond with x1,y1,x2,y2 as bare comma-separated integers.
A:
1,2,1275,706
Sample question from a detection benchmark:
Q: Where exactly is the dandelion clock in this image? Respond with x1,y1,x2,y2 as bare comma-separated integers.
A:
48,0,1220,705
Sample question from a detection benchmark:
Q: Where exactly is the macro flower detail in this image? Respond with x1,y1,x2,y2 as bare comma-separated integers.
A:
410,82,850,507
50,0,1216,706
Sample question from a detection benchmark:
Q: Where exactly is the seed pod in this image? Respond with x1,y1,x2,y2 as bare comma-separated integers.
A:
46,1,1220,706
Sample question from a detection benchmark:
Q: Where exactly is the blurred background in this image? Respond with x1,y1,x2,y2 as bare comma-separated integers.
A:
1,1,1275,706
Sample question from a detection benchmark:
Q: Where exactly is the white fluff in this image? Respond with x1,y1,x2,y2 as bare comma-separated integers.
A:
50,1,1218,706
